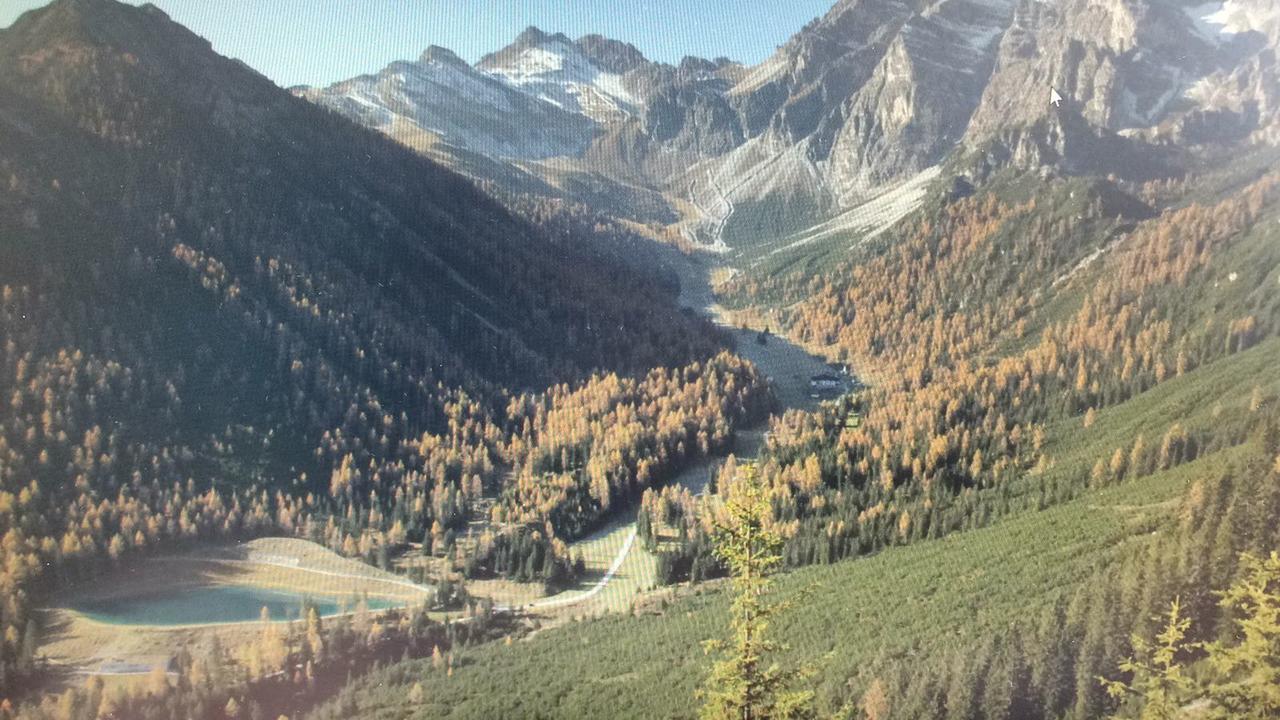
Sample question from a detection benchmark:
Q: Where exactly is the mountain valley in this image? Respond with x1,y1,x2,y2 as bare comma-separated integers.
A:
1,0,1279,718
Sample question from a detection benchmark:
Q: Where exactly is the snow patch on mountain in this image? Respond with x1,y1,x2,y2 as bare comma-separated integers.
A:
480,37,638,122
1186,0,1280,42
300,54,595,160
919,0,1015,51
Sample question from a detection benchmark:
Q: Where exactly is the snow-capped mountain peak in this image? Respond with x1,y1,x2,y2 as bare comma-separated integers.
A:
419,44,468,67
296,35,596,161
476,26,640,122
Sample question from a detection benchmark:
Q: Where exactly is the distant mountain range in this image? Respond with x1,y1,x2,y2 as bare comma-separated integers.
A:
299,0,1280,255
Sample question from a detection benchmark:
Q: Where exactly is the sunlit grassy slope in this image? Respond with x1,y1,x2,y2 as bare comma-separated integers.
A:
314,340,1274,719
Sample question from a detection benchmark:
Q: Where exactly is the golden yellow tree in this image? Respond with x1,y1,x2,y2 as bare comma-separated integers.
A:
700,464,814,720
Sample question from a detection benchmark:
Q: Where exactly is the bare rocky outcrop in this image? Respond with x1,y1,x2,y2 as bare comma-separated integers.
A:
299,0,1280,248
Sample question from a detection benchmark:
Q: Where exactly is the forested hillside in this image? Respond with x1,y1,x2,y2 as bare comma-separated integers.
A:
324,145,1280,718
0,0,768,699
320,404,1280,719
644,154,1280,581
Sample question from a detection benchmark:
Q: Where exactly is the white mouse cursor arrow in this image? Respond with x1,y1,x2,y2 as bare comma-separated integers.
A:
1051,87,1063,107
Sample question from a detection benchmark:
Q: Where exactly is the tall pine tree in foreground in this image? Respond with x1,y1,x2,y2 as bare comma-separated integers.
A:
700,464,815,720
1099,598,1196,719
1203,551,1280,717
1102,551,1280,719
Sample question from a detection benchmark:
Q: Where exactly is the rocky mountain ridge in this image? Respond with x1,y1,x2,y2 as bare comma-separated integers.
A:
301,0,1280,252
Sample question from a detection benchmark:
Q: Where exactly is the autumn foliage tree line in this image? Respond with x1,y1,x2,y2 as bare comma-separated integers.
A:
641,172,1280,585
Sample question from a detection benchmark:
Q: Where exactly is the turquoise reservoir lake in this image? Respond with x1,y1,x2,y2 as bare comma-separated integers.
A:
72,585,404,626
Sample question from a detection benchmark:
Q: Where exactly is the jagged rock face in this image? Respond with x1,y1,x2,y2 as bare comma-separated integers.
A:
298,46,596,160
823,0,1017,196
477,28,749,171
299,0,1280,249
963,0,1280,171
576,34,648,74
1175,1,1280,146
302,25,749,182
723,0,1016,173
1180,49,1280,146
687,0,1018,238
970,102,1169,183
965,0,1211,144
645,84,742,151
728,0,917,143
581,58,746,181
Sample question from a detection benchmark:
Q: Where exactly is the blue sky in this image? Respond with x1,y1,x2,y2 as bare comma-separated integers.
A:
1,0,833,87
